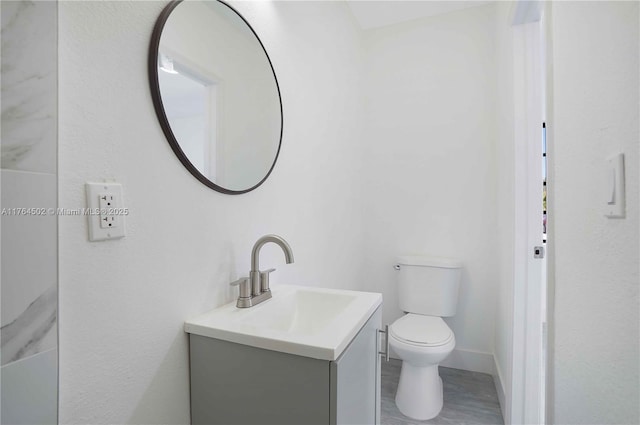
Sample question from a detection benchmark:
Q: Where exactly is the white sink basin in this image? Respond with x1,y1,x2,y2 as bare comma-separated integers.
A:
184,285,382,360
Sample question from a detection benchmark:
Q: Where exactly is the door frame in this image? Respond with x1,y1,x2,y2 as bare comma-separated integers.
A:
510,1,548,424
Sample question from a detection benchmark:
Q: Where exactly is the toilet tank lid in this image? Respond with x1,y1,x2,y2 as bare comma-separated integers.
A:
396,256,462,269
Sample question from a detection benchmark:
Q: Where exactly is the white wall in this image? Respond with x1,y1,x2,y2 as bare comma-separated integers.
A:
361,3,499,373
549,2,639,423
58,1,365,422
493,1,516,415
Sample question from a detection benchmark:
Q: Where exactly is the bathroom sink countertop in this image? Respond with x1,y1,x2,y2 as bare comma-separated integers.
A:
184,284,382,361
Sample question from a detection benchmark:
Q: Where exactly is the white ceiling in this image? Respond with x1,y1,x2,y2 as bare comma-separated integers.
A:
345,1,493,30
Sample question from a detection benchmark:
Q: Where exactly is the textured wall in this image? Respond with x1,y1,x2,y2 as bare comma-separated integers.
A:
58,1,365,423
1,1,58,423
550,1,639,423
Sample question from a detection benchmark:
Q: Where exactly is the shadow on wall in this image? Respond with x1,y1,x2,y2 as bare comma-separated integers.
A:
129,331,192,424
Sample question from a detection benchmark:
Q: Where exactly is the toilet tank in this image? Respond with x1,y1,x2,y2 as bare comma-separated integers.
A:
396,256,462,317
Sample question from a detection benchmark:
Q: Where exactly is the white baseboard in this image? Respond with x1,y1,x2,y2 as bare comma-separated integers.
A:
493,356,508,424
439,348,495,374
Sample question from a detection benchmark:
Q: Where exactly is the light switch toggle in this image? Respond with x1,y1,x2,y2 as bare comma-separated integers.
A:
604,153,625,218
607,169,616,205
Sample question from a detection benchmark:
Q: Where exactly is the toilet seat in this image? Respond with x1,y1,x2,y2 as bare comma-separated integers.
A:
390,314,453,347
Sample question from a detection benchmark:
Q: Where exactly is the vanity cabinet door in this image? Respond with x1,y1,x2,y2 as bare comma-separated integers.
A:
190,335,330,425
189,306,382,425
330,308,382,425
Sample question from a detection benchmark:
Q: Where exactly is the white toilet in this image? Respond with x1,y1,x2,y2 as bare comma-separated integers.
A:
390,256,462,421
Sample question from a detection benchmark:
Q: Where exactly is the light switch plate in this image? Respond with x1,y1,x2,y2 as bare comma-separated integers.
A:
86,182,127,241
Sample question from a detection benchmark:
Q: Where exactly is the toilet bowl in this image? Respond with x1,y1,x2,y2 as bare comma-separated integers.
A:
391,256,462,420
389,313,455,420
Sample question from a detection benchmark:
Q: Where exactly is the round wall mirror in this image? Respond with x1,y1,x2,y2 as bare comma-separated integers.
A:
149,0,283,194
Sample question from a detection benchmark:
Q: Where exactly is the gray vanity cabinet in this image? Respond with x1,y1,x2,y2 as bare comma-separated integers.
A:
189,308,382,425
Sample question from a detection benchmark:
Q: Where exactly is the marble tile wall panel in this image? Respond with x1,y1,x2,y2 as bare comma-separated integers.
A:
1,170,57,366
1,0,57,173
1,2,58,423
1,348,58,424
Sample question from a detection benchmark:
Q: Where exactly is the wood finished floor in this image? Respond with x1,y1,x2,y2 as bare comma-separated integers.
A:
381,359,504,425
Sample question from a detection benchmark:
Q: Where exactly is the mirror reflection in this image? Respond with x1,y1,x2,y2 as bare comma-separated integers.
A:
152,0,282,193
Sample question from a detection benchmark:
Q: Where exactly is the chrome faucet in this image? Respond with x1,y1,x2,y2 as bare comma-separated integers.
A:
230,234,294,308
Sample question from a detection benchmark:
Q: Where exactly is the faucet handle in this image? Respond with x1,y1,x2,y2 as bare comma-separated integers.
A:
230,277,251,299
230,277,249,286
259,268,276,292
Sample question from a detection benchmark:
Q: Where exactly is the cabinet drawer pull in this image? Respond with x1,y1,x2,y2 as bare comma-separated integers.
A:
378,325,390,362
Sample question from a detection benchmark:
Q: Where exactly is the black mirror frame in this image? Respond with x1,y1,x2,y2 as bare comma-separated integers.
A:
148,0,284,195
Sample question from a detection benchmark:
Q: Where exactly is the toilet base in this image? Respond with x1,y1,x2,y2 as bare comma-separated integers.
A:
395,363,443,420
